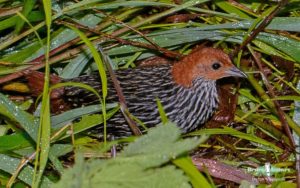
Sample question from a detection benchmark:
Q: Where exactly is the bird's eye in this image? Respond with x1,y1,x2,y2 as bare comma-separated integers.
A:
212,62,221,70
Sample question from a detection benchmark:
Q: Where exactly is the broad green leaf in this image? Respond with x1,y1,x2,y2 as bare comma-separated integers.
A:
89,164,190,188
53,107,119,141
0,133,33,152
51,103,117,129
271,181,296,188
255,33,300,62
0,93,38,141
55,154,189,188
0,154,52,188
121,122,201,168
53,124,203,188
215,0,252,19
107,30,227,56
196,17,300,32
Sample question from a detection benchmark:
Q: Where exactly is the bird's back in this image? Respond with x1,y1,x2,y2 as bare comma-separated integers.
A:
64,65,181,138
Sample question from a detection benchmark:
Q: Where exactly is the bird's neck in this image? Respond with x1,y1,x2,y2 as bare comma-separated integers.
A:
171,62,195,88
163,77,218,132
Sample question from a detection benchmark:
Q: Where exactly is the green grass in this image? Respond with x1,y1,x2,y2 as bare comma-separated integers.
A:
0,0,299,187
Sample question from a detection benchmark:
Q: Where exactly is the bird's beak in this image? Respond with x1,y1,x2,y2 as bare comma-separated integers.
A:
225,67,247,78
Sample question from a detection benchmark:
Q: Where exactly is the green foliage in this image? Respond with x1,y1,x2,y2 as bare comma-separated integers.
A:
14,0,37,34
0,154,52,187
189,126,283,152
0,0,299,187
53,123,208,188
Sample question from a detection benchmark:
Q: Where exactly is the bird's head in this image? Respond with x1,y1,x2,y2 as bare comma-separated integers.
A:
172,47,246,87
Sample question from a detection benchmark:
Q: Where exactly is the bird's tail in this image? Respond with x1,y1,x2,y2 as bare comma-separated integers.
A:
25,71,62,98
25,71,69,113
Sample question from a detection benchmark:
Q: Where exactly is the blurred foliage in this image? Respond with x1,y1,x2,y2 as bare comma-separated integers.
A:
54,123,208,188
0,0,299,187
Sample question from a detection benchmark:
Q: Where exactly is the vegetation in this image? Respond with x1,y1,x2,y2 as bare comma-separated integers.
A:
0,0,299,187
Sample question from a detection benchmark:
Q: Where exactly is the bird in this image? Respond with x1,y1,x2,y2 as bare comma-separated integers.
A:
27,47,246,138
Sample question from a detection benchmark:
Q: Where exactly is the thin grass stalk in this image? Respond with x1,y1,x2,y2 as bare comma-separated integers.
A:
32,0,52,187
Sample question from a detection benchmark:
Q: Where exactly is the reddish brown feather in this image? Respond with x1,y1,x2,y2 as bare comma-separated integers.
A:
172,47,234,87
25,71,69,113
25,71,63,98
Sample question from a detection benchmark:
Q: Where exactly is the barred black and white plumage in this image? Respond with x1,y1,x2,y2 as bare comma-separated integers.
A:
26,47,246,138
64,65,219,137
